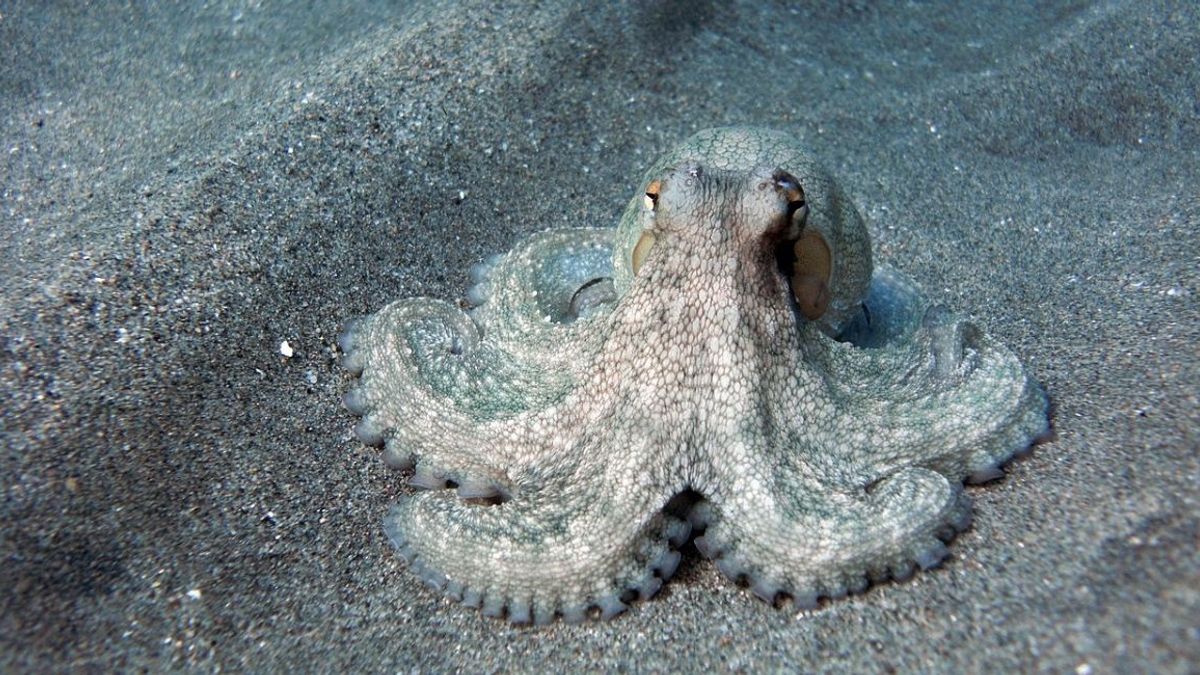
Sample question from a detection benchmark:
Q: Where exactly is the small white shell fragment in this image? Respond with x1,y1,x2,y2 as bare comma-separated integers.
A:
279,340,294,357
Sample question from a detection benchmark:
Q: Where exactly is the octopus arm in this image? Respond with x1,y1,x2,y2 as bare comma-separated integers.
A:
381,443,691,625
340,298,570,478
695,452,970,608
817,265,1050,484
465,227,619,374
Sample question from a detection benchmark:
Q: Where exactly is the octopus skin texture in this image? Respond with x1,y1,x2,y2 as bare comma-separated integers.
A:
339,127,1049,624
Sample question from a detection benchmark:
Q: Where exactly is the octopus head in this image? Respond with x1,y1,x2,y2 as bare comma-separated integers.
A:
614,127,873,336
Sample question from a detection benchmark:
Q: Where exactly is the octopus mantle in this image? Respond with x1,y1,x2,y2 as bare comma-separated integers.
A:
339,127,1049,624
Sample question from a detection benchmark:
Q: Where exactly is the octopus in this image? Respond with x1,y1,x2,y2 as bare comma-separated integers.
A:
339,127,1049,624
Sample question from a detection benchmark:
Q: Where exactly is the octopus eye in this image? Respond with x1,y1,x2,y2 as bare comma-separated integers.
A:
791,229,832,320
773,172,807,221
643,179,662,211
632,231,657,276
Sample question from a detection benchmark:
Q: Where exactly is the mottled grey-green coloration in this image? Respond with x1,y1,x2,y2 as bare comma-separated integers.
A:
339,127,1048,625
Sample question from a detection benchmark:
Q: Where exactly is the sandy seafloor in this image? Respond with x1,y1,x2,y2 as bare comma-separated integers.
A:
1,1,1197,672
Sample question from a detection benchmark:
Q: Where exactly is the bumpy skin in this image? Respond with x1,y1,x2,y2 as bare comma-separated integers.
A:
339,127,1049,624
